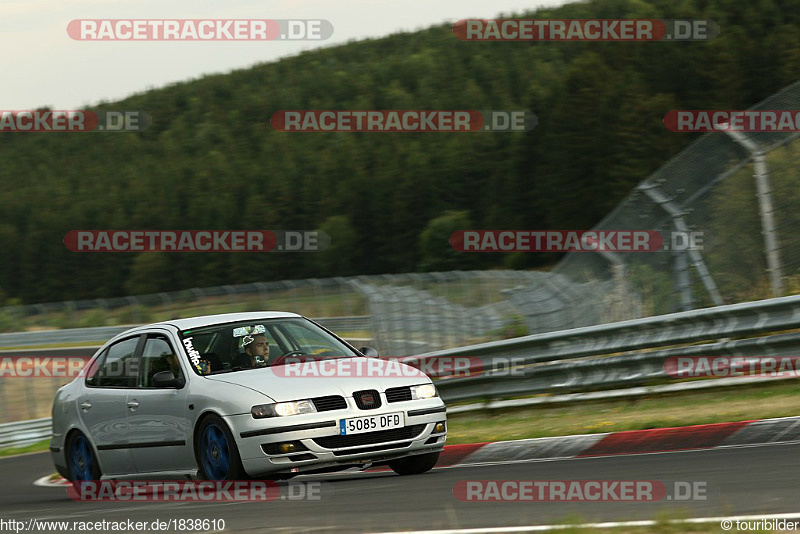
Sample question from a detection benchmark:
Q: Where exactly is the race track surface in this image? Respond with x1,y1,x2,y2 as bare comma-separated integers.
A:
1,443,798,532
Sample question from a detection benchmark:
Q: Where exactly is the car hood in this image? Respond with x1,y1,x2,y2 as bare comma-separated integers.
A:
203,357,430,402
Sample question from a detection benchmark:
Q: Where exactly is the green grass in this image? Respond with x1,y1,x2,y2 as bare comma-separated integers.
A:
0,439,50,458
445,379,800,444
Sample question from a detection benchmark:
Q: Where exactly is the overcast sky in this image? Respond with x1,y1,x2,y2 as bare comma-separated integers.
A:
2,0,570,110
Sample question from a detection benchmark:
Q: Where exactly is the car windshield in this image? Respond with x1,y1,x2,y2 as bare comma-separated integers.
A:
179,317,359,376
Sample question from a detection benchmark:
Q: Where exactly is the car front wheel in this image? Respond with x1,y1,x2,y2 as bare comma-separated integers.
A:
388,451,440,475
196,415,247,480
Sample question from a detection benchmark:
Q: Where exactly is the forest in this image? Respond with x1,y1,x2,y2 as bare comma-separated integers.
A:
1,0,799,303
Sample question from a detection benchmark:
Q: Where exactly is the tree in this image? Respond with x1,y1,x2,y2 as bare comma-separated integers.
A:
418,210,478,271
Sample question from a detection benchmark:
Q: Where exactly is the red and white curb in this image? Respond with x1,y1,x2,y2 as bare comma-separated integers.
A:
35,415,800,486
34,474,71,487
431,415,800,468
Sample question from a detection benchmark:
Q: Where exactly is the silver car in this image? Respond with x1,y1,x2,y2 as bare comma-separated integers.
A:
50,312,447,481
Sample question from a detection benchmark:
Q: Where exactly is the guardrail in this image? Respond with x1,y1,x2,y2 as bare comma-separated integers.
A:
3,296,800,449
0,418,52,449
410,294,800,402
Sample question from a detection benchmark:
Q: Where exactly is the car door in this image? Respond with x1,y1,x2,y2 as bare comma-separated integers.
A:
79,335,141,476
127,331,194,474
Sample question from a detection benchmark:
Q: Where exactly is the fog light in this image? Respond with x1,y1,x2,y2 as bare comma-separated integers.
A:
434,423,446,433
279,443,296,453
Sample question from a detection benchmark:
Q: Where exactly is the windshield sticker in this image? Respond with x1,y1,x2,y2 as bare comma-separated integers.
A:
233,325,265,337
182,337,202,370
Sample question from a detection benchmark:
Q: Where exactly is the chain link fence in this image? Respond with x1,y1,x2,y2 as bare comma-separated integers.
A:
507,81,800,333
0,270,539,423
0,278,367,334
0,272,535,353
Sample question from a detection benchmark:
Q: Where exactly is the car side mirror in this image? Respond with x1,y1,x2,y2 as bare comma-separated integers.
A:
359,346,379,358
153,370,184,388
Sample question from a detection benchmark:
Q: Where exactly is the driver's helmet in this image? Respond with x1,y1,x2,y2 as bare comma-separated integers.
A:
239,334,255,352
236,325,268,366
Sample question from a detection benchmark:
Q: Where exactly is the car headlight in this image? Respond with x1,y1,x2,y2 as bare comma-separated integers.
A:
251,399,317,418
411,383,437,400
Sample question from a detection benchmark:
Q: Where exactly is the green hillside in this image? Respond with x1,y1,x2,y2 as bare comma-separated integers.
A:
1,0,799,303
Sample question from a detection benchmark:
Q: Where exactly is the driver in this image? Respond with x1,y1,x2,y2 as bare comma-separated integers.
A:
242,334,269,367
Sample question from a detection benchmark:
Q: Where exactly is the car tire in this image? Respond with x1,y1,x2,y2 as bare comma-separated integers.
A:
66,431,102,482
196,414,247,480
388,451,440,475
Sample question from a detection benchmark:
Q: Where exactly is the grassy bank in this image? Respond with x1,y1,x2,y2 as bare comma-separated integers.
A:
445,379,800,444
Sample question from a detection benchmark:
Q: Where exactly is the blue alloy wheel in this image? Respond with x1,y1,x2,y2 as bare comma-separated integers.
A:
69,434,96,481
201,423,231,480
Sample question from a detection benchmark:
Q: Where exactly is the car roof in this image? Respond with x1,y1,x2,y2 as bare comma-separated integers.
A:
123,311,303,334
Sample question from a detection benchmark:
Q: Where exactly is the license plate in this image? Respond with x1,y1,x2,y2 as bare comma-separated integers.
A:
340,413,404,435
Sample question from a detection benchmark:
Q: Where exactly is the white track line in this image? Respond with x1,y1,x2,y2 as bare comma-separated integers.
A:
366,512,800,533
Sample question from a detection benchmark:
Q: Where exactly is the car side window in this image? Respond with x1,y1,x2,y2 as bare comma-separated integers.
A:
84,349,106,386
139,336,182,388
95,337,140,388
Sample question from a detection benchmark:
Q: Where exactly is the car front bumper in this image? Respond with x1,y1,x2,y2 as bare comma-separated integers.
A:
227,399,447,477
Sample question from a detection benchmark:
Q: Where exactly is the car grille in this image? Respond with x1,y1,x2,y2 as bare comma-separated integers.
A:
312,424,426,449
311,395,347,412
353,389,381,410
385,386,412,402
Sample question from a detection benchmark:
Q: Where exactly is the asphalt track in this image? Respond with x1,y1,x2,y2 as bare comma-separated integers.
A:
1,443,799,533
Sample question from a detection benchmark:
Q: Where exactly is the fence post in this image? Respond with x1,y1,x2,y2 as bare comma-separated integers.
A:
718,127,784,297
639,182,723,307
673,236,693,311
